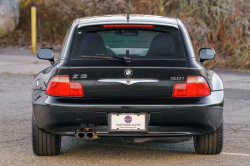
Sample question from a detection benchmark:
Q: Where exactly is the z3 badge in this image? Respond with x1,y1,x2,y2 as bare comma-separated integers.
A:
72,74,87,79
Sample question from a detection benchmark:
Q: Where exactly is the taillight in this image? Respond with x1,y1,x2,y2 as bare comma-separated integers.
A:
103,25,153,28
173,76,210,97
46,76,83,97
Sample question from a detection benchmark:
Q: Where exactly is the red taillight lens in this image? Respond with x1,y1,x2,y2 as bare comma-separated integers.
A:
173,76,210,97
46,76,83,97
103,25,153,28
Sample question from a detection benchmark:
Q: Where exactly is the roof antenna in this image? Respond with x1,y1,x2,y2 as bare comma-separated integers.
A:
126,11,130,23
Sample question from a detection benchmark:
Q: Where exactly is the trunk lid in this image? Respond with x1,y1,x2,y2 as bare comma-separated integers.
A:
69,59,187,98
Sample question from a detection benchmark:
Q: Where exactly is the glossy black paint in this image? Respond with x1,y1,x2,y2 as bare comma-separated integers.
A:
176,19,196,58
33,90,223,136
60,19,79,60
32,15,224,140
69,59,187,97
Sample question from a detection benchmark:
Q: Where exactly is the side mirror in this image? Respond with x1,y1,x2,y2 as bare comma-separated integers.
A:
37,48,55,65
199,48,215,64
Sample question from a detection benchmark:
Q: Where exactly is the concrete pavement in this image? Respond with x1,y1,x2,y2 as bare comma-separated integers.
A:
0,47,59,75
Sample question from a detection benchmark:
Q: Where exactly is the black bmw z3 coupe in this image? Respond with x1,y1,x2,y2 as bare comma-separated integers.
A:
32,14,223,156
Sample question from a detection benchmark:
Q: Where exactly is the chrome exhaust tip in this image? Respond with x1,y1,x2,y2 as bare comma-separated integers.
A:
86,129,94,139
77,129,86,138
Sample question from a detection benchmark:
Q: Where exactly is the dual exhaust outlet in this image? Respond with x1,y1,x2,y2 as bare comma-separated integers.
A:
76,129,96,139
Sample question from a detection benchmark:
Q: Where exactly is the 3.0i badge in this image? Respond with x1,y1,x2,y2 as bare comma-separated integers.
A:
124,69,133,77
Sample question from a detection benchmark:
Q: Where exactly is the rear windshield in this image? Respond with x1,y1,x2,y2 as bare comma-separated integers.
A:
71,26,186,59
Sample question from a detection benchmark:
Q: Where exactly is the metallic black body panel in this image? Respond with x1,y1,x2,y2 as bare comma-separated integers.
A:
32,90,223,136
69,59,187,68
60,19,79,60
176,19,196,58
32,60,71,91
78,15,178,28
69,59,187,97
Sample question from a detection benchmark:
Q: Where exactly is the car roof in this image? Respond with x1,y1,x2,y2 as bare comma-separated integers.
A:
78,14,178,28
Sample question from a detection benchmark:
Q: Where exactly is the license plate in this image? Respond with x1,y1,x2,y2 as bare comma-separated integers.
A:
109,113,147,132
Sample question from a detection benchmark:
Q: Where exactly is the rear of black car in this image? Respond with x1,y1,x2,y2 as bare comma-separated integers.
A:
32,18,223,156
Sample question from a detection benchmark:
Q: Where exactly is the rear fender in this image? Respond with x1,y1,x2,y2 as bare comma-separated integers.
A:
186,58,223,91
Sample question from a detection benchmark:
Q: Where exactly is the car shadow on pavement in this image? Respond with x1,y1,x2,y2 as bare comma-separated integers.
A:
55,136,197,164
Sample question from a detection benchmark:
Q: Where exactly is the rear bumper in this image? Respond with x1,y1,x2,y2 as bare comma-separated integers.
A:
32,90,223,137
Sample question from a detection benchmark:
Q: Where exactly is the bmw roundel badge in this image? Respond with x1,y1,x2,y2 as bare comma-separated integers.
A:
124,69,133,77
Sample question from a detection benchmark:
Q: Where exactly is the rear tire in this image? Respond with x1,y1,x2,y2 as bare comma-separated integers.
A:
194,122,223,154
32,114,61,156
